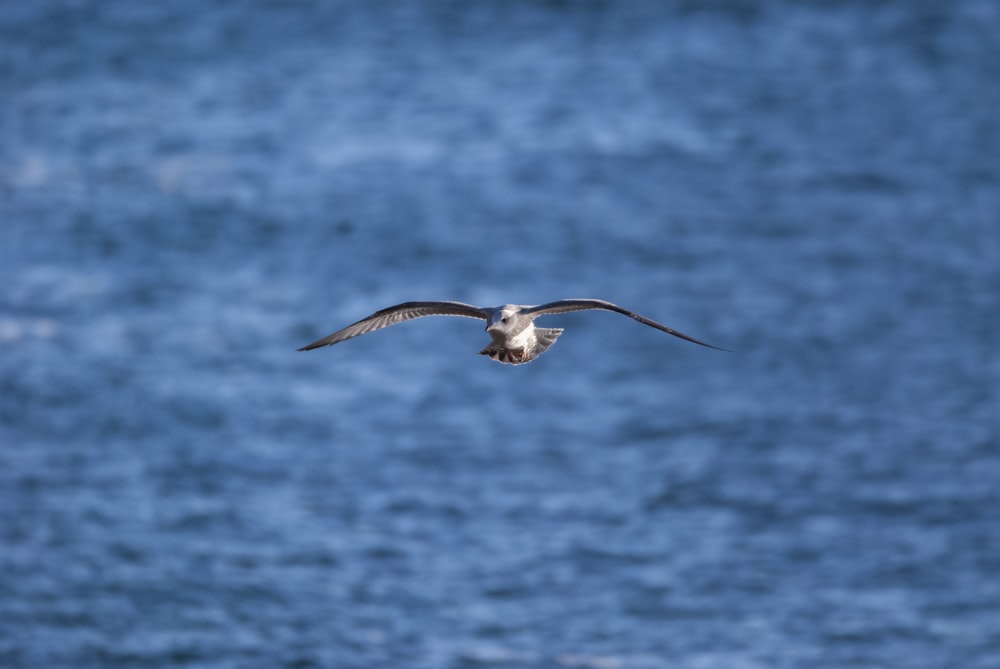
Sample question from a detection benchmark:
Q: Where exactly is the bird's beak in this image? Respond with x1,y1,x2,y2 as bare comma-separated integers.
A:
486,323,501,333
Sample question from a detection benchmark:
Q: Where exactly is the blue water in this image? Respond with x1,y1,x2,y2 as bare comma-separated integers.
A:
2,2,999,668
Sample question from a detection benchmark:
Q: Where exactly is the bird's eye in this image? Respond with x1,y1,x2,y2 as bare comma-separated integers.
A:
501,317,508,323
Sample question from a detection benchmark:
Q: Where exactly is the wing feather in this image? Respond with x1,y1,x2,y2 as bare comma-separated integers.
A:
299,301,488,351
523,299,729,351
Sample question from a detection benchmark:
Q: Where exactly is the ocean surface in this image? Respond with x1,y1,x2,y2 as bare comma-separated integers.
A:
2,2,998,668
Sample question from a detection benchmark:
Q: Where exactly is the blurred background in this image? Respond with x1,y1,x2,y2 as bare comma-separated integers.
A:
2,1,998,668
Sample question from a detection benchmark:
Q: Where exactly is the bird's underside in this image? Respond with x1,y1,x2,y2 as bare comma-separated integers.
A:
298,298,728,365
478,327,564,365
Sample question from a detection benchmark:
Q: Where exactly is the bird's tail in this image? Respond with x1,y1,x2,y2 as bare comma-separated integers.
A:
533,328,563,356
478,328,564,365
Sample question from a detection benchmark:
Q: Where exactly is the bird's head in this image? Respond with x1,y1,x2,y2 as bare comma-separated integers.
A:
486,305,519,334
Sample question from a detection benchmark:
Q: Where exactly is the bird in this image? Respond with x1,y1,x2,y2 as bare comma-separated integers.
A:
299,298,728,365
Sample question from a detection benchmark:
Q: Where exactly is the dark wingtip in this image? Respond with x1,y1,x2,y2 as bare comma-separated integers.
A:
298,336,333,351
678,334,732,353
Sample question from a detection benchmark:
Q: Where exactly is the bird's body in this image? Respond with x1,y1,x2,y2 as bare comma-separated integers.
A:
299,299,727,365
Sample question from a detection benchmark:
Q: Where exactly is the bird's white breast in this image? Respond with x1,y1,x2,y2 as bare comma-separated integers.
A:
509,324,535,348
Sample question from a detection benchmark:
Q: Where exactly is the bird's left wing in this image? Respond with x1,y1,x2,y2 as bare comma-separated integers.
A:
299,301,489,351
523,299,729,351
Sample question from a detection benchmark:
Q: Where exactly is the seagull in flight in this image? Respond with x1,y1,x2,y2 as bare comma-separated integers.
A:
299,299,728,365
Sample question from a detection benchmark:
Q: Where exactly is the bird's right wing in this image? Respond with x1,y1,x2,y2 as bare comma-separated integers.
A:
524,299,729,351
299,301,489,351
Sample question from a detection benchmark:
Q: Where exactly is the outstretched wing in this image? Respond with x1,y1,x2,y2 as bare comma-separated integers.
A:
522,299,729,351
299,301,489,351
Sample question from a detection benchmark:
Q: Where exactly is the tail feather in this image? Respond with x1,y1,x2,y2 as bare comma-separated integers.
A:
533,327,563,356
479,328,564,365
